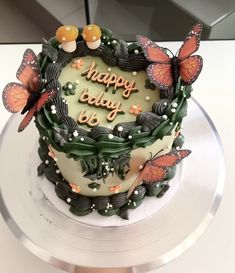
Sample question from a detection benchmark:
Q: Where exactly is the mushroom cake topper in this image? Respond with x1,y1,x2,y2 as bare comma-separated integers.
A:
2,49,56,132
82,24,102,50
56,25,79,53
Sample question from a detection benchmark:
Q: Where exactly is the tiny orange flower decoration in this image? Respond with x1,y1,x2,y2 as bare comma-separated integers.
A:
108,184,122,194
71,58,84,69
48,144,57,161
129,104,142,115
69,183,81,193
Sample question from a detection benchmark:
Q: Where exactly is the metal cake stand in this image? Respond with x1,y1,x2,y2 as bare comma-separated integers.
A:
0,99,224,273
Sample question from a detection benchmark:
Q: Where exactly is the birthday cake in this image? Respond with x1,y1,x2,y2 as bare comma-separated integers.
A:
2,23,203,219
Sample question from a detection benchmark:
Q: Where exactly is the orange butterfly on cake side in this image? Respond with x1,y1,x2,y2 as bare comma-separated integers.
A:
2,49,55,132
127,150,191,197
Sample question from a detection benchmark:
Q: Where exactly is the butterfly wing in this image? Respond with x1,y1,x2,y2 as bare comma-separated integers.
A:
18,89,56,132
179,55,203,85
147,63,173,90
152,150,191,167
137,35,171,63
140,163,167,183
2,83,29,113
16,48,41,92
18,104,37,132
178,23,203,60
127,164,166,198
35,89,56,112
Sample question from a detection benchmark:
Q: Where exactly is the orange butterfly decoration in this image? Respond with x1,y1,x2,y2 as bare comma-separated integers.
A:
2,49,55,132
137,23,203,90
127,149,191,197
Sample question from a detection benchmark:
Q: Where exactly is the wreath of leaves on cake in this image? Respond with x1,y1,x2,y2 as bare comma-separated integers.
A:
37,133,184,219
35,28,192,180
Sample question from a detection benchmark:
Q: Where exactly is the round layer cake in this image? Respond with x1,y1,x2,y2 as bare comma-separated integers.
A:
35,26,191,218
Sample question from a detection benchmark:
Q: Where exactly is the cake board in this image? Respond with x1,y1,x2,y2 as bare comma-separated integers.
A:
0,99,224,272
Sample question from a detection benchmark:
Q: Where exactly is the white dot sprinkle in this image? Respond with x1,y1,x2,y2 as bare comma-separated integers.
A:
68,84,73,89
128,135,132,139
162,115,168,120
51,109,57,114
132,71,137,76
51,105,56,110
171,108,176,113
105,210,108,213
117,126,123,132
107,67,112,72
107,41,111,45
80,137,84,141
73,130,79,137
67,198,71,203
110,168,114,171
103,36,106,39
134,49,139,54
58,44,62,49
45,160,49,164
108,134,114,139
163,102,168,106
138,165,143,170
137,130,141,134
112,40,117,44
145,96,151,101
92,188,97,192
56,169,60,174
176,146,180,150
172,102,178,108
134,190,139,195
169,122,173,125
69,138,72,141
53,61,56,64
42,136,46,140
181,86,184,91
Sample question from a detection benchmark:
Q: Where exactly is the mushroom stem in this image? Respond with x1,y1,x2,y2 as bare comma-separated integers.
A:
86,39,101,50
61,40,77,53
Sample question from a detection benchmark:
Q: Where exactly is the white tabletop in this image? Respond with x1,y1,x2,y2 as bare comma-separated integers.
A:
0,41,234,273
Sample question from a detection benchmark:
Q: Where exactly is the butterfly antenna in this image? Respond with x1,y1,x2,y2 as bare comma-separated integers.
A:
165,48,174,57
42,37,48,44
152,149,164,159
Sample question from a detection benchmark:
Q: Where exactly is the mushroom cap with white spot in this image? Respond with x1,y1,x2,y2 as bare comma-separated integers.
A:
56,25,79,43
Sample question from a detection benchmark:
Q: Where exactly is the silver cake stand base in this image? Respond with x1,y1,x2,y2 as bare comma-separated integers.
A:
0,99,224,273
